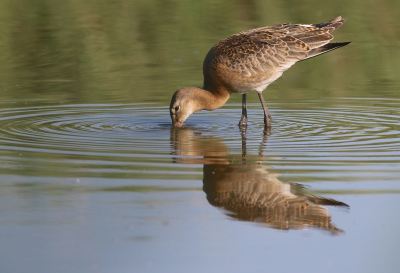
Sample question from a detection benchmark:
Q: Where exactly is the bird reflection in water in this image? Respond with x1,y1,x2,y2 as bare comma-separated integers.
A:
170,128,348,234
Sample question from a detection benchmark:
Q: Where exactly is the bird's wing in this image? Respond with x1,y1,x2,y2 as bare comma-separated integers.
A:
212,16,346,78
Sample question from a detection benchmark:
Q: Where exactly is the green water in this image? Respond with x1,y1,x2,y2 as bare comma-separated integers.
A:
1,1,400,272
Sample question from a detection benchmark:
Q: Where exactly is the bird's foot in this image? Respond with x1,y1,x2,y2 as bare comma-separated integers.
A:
263,124,271,136
238,115,248,127
264,116,272,128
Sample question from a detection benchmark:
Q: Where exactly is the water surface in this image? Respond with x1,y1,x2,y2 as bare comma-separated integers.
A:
1,1,400,272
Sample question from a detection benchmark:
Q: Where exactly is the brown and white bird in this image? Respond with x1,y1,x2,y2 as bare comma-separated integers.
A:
170,16,350,128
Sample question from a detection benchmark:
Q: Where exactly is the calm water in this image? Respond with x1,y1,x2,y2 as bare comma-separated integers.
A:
1,1,400,272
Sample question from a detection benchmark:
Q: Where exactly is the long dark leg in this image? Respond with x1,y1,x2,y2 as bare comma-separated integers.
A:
257,92,272,128
238,94,248,126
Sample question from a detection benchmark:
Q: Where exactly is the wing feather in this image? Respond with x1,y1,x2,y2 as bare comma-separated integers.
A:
210,16,348,79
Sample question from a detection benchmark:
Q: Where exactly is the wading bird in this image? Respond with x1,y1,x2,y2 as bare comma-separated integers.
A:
170,16,350,128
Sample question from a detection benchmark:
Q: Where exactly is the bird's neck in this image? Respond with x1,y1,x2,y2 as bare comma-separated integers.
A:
190,86,230,112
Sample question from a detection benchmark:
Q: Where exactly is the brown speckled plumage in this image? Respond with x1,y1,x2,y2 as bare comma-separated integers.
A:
170,16,350,128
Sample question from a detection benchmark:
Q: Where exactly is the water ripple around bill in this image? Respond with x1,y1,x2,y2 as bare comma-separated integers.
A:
0,100,398,153
0,99,398,181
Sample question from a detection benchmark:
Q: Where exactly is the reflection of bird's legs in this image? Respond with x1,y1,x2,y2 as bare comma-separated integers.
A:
240,124,247,164
257,92,272,128
238,94,248,126
259,126,270,157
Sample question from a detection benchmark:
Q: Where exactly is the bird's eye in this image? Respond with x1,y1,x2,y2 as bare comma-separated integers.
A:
174,106,180,112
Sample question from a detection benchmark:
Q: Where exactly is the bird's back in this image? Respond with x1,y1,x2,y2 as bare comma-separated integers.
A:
203,16,348,94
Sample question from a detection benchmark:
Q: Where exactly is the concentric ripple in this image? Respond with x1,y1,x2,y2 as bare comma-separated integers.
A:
271,104,400,152
0,104,172,154
0,99,399,183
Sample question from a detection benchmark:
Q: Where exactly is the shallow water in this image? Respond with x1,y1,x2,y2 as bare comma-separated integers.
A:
2,99,400,272
1,1,400,272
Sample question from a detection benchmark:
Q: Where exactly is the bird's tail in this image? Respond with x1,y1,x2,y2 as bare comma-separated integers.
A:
301,41,351,61
313,16,347,32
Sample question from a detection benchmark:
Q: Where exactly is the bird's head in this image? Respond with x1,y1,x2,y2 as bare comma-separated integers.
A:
170,87,198,127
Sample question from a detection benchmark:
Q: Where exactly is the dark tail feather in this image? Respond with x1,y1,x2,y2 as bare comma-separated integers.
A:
300,42,351,62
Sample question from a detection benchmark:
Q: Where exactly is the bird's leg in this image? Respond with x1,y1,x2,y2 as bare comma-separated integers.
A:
238,94,248,126
257,92,272,128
